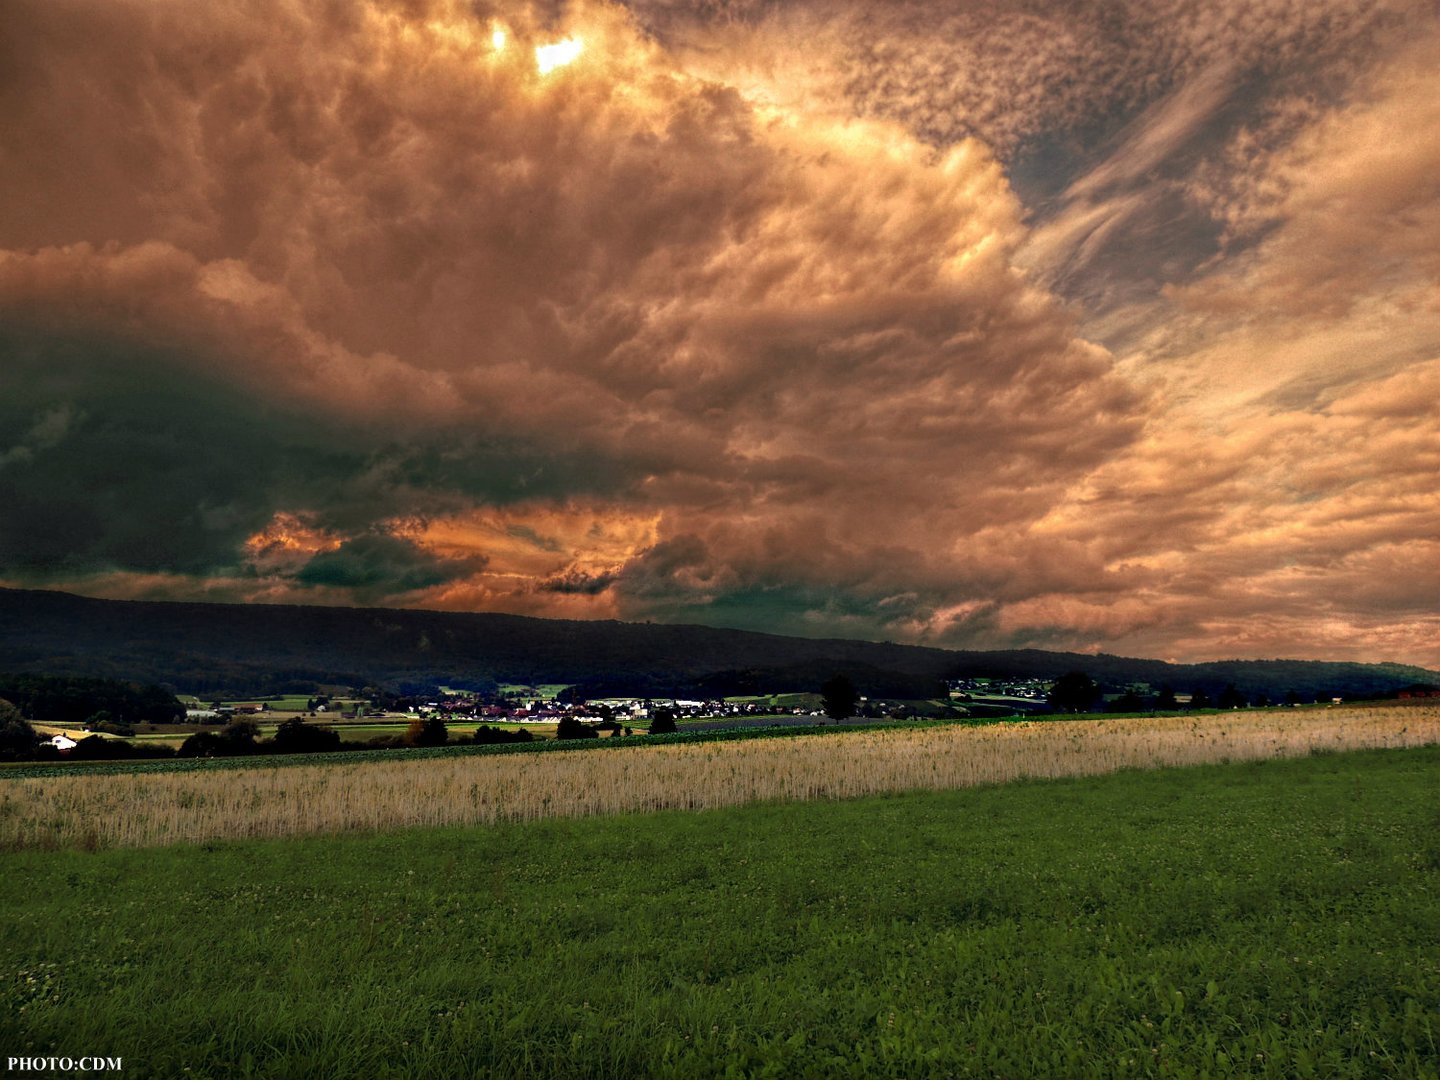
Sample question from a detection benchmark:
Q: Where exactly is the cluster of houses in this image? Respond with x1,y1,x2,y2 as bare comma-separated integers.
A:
418,695,819,724
948,677,1051,700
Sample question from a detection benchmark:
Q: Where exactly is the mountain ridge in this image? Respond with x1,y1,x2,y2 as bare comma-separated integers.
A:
0,586,1434,701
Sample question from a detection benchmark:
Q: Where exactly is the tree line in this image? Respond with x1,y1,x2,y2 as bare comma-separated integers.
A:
0,674,184,727
1046,671,1334,713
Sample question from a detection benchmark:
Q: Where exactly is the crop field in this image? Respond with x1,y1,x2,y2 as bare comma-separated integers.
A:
3,746,1437,1078
1,704,1435,852
497,684,572,700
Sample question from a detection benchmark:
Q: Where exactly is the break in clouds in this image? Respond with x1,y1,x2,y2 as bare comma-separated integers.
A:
1,0,1437,665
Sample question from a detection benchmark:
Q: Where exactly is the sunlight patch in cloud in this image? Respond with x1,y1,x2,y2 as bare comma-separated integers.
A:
536,36,584,74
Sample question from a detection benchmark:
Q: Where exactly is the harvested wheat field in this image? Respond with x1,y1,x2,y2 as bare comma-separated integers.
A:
4,704,1437,850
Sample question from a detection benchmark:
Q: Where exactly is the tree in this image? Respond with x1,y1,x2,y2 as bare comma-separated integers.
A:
820,675,858,721
1154,685,1179,711
1047,672,1101,713
1109,691,1145,713
1217,684,1247,709
405,715,448,747
1190,688,1213,710
556,716,599,740
222,719,260,750
0,698,39,761
646,709,678,735
179,731,229,758
180,720,260,758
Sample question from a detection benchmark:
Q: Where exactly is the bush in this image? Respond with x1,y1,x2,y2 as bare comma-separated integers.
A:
472,725,535,745
268,719,341,754
68,735,134,760
178,721,261,758
647,710,678,735
1108,692,1145,713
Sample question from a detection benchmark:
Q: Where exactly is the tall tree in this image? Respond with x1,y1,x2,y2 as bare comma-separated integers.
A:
820,675,858,721
1047,672,1101,713
0,698,39,761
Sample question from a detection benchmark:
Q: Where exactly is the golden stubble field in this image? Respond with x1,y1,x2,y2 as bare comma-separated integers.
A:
4,704,1437,851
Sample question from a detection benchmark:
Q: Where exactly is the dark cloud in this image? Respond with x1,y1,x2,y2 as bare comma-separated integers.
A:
538,567,621,594
295,532,488,597
0,321,626,589
0,325,319,578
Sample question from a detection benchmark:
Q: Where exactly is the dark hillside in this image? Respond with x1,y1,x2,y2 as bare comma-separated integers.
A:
0,587,1434,700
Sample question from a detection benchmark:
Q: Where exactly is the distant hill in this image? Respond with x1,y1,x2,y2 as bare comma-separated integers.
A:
0,587,1435,702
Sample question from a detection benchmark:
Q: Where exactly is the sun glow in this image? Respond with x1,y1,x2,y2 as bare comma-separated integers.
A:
535,37,584,75
492,27,507,51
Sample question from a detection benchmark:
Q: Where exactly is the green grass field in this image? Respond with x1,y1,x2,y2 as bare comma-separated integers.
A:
496,684,573,701
3,746,1437,1078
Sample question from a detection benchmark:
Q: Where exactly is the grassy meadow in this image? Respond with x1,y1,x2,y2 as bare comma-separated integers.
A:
3,746,1437,1078
2,705,1436,851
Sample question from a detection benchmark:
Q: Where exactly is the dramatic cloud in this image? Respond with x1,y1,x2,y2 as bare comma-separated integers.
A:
2,0,1437,664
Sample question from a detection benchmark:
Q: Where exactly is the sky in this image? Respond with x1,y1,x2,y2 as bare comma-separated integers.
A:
2,0,1438,666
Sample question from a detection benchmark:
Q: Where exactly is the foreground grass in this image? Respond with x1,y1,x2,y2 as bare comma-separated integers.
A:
3,705,1435,851
3,747,1438,1078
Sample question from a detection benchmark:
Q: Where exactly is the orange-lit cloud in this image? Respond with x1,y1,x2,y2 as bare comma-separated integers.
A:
1,0,1437,667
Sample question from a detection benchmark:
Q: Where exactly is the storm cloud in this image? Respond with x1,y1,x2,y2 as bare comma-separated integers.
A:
2,0,1437,664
